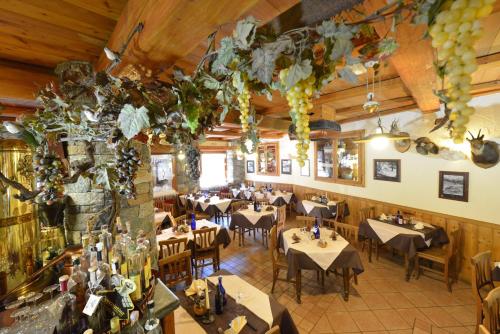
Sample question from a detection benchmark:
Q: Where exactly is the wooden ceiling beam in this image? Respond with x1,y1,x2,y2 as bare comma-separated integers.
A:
96,0,262,73
363,0,439,113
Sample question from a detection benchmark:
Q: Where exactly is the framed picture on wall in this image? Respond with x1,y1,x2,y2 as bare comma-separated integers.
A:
281,159,292,175
300,159,310,176
439,171,469,202
246,160,255,173
373,159,401,182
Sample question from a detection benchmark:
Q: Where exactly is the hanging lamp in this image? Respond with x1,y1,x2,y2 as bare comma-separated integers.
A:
354,61,410,144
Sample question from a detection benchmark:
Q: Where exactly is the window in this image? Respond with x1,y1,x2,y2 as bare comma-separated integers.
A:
314,130,365,187
200,153,227,189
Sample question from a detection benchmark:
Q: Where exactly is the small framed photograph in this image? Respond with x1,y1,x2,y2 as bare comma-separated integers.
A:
246,160,255,173
281,159,292,175
374,159,401,182
439,171,469,202
300,159,310,177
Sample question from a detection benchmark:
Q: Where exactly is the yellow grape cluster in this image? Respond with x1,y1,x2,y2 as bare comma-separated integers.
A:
429,0,494,143
236,82,250,132
280,69,315,167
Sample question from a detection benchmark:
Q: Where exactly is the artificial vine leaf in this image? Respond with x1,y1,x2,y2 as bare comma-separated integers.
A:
118,104,150,140
199,72,221,90
233,16,257,50
338,67,358,85
285,59,313,90
94,167,115,190
211,37,235,74
378,38,398,58
251,38,292,84
185,104,200,134
317,20,337,38
219,105,230,123
232,71,245,93
330,23,355,61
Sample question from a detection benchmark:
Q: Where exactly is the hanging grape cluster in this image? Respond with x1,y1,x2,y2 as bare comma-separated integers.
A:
115,145,142,199
186,146,201,180
280,69,315,167
429,0,494,143
234,77,250,133
33,148,64,205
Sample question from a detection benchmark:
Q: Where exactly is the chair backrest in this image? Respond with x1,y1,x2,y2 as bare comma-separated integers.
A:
268,226,280,269
296,216,316,230
159,250,192,288
277,205,286,233
334,221,359,245
359,206,375,222
265,325,280,334
479,325,491,334
177,194,186,208
304,193,316,200
471,250,495,302
219,192,232,199
174,214,187,226
256,198,270,205
231,200,250,213
159,237,188,259
446,228,461,259
192,227,217,250
335,200,347,223
483,287,500,334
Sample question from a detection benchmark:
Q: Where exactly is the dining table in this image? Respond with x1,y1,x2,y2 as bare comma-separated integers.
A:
229,206,277,246
279,227,364,303
180,195,233,222
174,269,298,334
156,219,231,254
295,199,350,223
253,190,296,207
358,218,449,280
231,187,254,200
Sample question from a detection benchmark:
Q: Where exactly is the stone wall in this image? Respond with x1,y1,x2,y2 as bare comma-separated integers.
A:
64,141,154,246
226,150,245,185
174,156,199,193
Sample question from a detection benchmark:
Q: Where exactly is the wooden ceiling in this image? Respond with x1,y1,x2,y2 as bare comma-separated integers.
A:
0,0,499,141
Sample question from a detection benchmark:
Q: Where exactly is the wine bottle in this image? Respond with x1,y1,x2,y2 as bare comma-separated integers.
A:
313,220,320,239
144,300,162,334
137,235,152,290
96,242,111,289
218,275,227,306
122,311,144,334
190,213,197,231
85,266,106,333
128,248,143,302
110,316,121,334
99,224,113,264
215,284,223,315
70,255,87,313
56,275,79,334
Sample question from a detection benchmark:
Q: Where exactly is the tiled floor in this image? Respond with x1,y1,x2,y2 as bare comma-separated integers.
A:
197,214,476,334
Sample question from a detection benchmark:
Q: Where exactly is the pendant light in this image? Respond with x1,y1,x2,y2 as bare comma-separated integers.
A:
354,62,410,145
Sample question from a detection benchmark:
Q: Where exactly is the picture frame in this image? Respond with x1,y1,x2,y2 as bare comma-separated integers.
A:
281,159,292,175
439,171,469,202
246,160,255,173
300,159,310,177
373,159,401,182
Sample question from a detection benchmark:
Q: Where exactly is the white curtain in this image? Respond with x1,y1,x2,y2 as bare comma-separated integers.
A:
200,153,227,189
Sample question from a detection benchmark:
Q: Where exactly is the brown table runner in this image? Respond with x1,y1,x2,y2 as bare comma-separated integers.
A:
229,211,276,231
175,269,298,334
296,200,351,220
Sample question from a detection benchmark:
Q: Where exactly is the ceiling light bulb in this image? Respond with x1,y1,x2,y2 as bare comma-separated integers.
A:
371,136,389,149
245,139,254,152
363,93,380,113
178,150,185,160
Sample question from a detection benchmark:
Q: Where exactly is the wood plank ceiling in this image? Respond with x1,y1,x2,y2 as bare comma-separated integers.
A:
0,0,499,141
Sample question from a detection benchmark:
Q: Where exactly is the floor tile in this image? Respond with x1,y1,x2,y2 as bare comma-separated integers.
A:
351,310,386,332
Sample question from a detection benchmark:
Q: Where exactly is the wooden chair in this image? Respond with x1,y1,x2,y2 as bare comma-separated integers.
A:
231,201,255,246
269,226,295,295
330,222,359,284
359,206,375,222
159,237,188,259
192,227,219,279
159,250,193,288
296,216,316,230
186,209,211,221
479,325,491,334
176,194,187,214
255,197,270,206
276,205,286,234
304,193,316,200
265,326,280,334
174,213,188,226
483,287,500,334
334,200,347,223
415,228,462,292
219,192,232,199
472,251,496,333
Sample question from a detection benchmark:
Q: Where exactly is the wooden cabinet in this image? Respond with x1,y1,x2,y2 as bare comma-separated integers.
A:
257,142,280,176
314,130,365,187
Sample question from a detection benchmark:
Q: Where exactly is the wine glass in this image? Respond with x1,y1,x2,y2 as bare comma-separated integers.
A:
235,290,245,315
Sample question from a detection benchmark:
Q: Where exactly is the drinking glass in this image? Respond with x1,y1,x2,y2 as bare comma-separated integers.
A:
235,290,245,315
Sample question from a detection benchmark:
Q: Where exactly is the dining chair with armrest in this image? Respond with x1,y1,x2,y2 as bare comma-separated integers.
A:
472,250,496,333
159,237,188,259
269,226,297,299
159,250,192,289
192,227,219,279
329,222,359,284
483,287,500,334
231,201,255,246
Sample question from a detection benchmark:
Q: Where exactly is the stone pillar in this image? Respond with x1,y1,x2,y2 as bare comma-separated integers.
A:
174,156,199,194
227,150,245,185
64,141,155,246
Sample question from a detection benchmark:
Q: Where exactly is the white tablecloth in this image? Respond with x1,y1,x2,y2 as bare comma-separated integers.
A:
207,275,273,329
282,228,349,271
174,306,207,333
156,219,220,252
266,191,293,204
154,212,168,224
236,207,277,225
367,219,431,247
181,195,232,213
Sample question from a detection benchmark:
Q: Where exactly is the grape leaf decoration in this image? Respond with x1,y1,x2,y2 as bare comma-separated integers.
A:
118,104,150,140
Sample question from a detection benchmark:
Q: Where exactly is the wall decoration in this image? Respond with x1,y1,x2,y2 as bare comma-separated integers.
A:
390,121,411,153
281,159,292,175
415,137,439,155
439,171,469,202
467,130,499,169
300,159,310,177
374,159,400,182
246,160,255,173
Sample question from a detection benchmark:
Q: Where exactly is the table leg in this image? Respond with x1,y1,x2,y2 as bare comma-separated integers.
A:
342,268,350,301
296,269,302,304
404,254,411,281
368,239,373,263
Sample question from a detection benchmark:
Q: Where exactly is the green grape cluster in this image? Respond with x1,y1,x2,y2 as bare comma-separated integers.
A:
115,146,142,199
429,0,494,143
33,149,64,205
186,146,201,180
235,80,250,133
280,69,315,167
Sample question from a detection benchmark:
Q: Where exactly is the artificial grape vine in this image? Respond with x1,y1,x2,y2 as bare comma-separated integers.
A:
233,75,251,133
429,0,494,143
280,69,315,167
185,146,201,180
33,148,64,205
115,145,142,199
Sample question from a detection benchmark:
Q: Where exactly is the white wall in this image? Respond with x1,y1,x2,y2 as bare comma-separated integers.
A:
246,93,500,225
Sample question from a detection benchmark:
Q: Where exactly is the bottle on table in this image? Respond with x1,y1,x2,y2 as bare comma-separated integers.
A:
190,213,197,231
70,255,87,313
137,234,152,290
110,257,124,288
313,220,320,239
80,234,91,272
218,275,227,306
144,300,163,334
85,266,106,333
96,242,111,289
100,224,113,264
56,275,80,334
122,310,144,334
110,316,121,334
128,248,144,302
215,283,223,315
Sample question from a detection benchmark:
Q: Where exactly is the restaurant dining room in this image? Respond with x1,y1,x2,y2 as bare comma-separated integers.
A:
1,0,500,333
